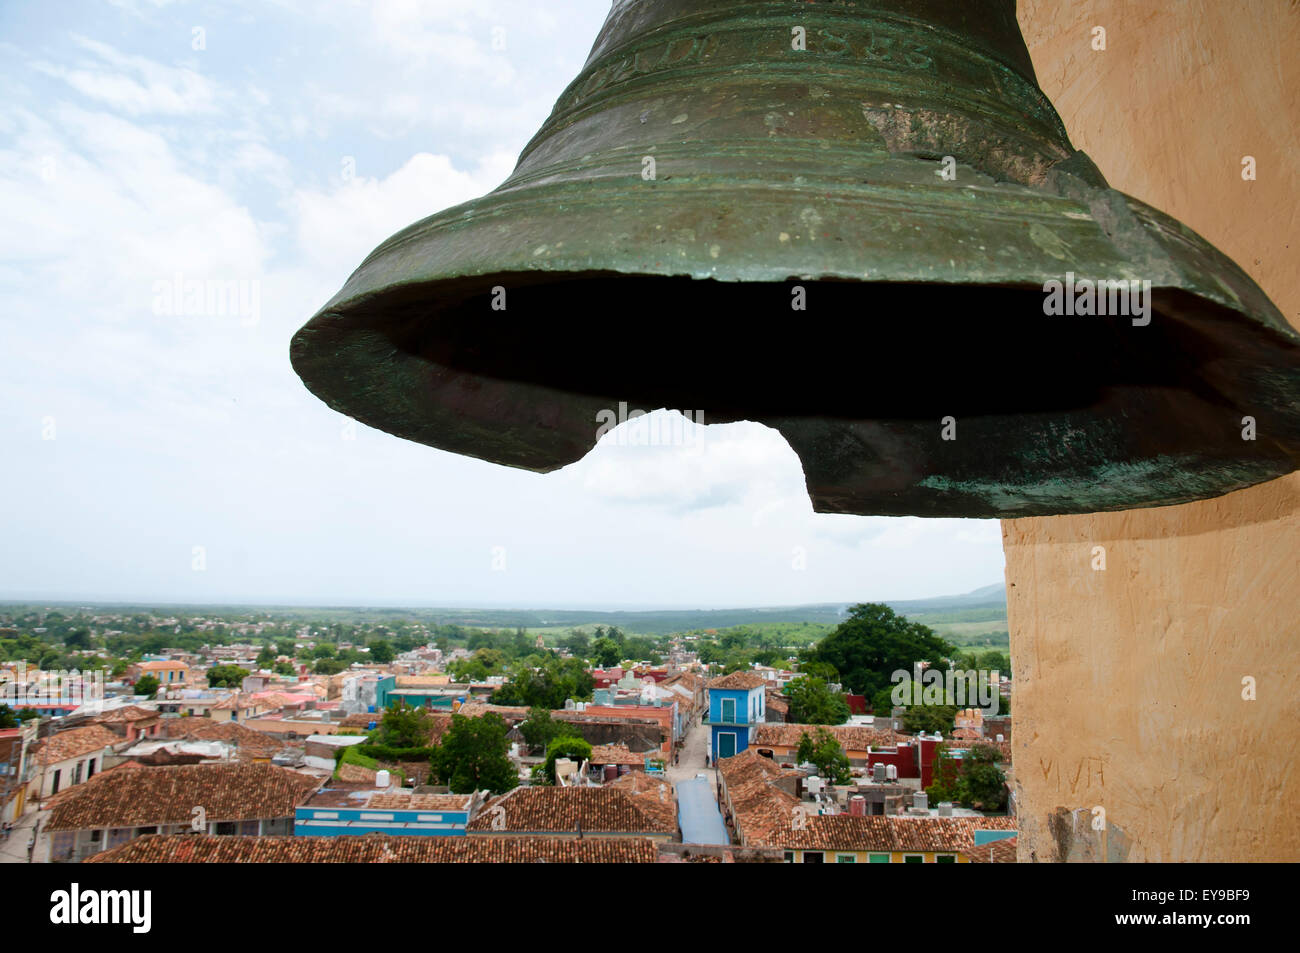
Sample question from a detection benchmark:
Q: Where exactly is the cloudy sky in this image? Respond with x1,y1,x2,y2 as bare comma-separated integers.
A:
0,0,1004,609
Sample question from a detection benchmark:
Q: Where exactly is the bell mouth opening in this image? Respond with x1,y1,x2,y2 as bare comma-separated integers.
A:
340,272,1263,421
292,271,1298,516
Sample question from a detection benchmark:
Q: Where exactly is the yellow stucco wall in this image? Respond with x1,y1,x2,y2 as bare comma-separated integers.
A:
1009,0,1300,862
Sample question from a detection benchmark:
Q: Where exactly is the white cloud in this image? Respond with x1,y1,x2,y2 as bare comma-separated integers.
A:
291,150,514,278
580,416,802,513
33,36,216,116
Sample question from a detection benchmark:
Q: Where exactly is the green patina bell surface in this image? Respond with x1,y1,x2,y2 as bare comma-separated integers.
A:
290,0,1300,518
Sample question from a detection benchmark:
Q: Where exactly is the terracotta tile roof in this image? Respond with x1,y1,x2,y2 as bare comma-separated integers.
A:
339,712,383,728
161,721,282,760
87,833,659,863
45,762,323,831
455,703,531,721
366,792,473,812
968,835,1018,863
589,744,645,765
661,671,703,691
779,814,1018,854
93,706,159,725
427,713,454,743
30,724,121,766
607,772,677,832
717,749,802,846
162,718,218,737
337,762,378,783
751,723,899,752
707,672,766,691
467,786,675,835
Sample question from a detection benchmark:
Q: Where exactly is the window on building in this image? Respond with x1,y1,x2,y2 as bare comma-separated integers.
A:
137,826,157,835
721,698,736,722
803,852,824,863
868,853,890,863
51,769,61,794
836,854,856,863
936,854,956,863
215,822,237,835
903,854,924,863
86,758,95,779
72,762,82,786
783,851,794,863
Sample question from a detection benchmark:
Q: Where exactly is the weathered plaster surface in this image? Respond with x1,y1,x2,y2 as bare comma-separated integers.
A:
1009,0,1299,862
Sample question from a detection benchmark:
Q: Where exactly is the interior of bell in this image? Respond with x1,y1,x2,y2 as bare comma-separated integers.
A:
341,272,1292,438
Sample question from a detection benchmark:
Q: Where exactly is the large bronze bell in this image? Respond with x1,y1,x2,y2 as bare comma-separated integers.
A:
290,0,1300,517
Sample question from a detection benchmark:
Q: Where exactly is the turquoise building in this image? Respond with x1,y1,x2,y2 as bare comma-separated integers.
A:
707,671,767,761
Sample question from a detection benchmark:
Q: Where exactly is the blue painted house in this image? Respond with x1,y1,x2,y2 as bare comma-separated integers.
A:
707,672,767,762
295,789,475,838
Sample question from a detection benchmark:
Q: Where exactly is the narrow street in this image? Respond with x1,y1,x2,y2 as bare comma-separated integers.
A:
0,808,46,864
667,714,713,786
669,716,729,844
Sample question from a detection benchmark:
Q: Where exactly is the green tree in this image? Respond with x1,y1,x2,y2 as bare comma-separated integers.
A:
561,630,590,656
960,761,1008,811
276,640,297,657
368,640,395,664
518,706,580,754
591,637,621,668
376,703,433,748
273,661,296,676
0,705,17,729
543,734,593,783
429,713,518,795
811,603,955,696
256,645,276,668
900,701,957,735
134,674,160,698
795,728,852,785
64,629,92,650
205,664,247,688
926,743,1007,811
797,659,839,682
491,657,594,710
783,676,850,725
17,707,39,722
925,745,962,804
870,686,897,721
313,658,346,675
976,650,1010,676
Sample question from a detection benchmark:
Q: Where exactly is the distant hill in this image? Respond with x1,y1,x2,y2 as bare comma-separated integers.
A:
885,582,1007,614
0,584,1007,638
